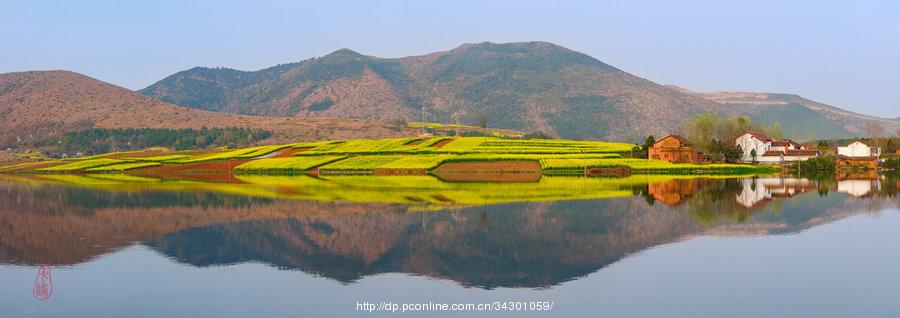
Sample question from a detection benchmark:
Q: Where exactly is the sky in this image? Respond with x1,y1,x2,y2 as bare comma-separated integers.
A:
1,0,898,117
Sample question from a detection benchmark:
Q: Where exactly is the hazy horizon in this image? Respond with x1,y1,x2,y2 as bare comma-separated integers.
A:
2,0,898,118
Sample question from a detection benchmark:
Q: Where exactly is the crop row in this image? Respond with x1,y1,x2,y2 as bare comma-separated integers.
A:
374,154,459,170
318,155,405,171
234,156,347,172
130,154,191,162
173,144,292,163
85,162,161,172
298,137,636,155
37,159,127,171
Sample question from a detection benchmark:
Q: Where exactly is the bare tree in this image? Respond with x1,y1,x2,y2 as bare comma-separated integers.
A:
475,112,491,134
865,119,885,148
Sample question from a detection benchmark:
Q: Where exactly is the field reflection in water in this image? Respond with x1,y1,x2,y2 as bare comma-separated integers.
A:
0,173,896,288
1,173,898,317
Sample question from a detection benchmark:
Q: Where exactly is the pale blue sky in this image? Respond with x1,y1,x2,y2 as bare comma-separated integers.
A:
2,0,898,117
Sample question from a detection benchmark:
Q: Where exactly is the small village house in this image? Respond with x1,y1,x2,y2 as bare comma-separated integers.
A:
736,132,773,163
760,138,819,163
736,132,819,164
648,135,699,164
836,141,881,169
837,141,881,158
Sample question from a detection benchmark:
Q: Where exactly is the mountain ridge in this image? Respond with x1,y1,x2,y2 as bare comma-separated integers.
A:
0,70,413,148
141,41,897,140
141,41,746,141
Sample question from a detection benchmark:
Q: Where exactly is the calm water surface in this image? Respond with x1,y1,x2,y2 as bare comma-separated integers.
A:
0,174,898,317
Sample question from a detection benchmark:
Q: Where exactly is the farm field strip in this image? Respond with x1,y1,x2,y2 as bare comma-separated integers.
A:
85,162,162,172
234,155,348,172
319,155,405,171
375,154,459,170
172,144,292,163
37,158,127,171
130,154,192,162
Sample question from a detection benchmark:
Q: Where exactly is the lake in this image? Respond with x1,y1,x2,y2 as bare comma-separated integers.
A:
0,174,898,317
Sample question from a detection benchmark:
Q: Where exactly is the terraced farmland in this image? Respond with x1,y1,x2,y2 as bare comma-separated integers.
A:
1,137,779,177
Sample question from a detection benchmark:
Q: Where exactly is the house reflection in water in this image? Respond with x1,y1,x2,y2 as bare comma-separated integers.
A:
736,177,816,208
837,179,881,197
647,178,702,206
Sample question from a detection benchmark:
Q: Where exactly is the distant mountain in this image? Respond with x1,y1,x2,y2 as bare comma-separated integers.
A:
669,87,900,139
0,71,412,148
141,42,746,141
142,41,898,141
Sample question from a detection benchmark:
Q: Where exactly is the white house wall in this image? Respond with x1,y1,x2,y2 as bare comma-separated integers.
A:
736,135,770,163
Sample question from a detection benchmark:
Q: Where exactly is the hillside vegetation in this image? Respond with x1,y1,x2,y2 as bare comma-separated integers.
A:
140,42,739,141
142,41,898,141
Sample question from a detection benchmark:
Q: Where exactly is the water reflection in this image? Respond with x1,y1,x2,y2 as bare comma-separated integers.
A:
0,174,896,289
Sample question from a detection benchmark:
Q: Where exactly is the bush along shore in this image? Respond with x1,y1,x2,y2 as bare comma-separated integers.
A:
0,137,781,177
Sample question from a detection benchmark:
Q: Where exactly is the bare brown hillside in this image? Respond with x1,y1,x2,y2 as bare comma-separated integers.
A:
0,70,414,147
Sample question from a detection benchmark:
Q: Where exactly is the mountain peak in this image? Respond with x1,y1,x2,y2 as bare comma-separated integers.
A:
323,48,366,60
448,41,576,55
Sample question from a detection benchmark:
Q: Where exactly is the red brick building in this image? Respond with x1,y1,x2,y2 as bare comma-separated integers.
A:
648,135,699,164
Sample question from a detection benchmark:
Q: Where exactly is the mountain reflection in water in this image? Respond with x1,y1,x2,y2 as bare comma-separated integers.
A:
0,174,896,289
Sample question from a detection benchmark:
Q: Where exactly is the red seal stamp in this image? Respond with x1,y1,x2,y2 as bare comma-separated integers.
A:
33,264,52,300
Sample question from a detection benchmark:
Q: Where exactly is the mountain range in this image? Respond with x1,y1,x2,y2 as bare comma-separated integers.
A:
140,41,898,141
1,41,896,147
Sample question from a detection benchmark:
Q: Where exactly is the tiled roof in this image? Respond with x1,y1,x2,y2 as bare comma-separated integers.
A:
654,134,690,146
785,149,818,156
844,140,871,147
761,149,818,157
741,131,772,141
772,139,802,148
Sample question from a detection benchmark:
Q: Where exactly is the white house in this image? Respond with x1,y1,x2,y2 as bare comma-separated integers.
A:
736,132,772,163
735,177,814,208
837,179,881,197
736,132,820,163
837,141,881,158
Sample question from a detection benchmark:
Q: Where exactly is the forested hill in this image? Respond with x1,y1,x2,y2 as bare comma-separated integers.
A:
140,42,737,141
141,41,898,141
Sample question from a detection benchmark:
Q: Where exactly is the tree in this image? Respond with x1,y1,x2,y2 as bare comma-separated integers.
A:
750,148,757,164
686,113,720,152
866,119,886,149
770,121,783,140
639,135,655,159
474,112,491,134
642,135,656,149
725,145,743,163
